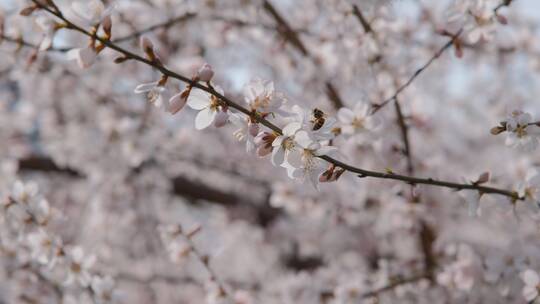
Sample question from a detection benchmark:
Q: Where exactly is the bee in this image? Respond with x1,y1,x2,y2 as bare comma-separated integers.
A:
311,108,326,131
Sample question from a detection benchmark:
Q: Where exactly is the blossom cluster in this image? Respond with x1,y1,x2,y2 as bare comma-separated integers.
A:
1,181,117,303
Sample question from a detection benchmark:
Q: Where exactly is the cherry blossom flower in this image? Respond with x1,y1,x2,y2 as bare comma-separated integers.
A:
91,275,117,304
231,115,258,152
517,170,540,213
187,87,228,130
285,131,338,189
27,229,60,266
271,121,302,166
337,102,380,135
65,246,96,287
243,78,287,116
291,105,336,141
134,81,168,109
521,269,540,302
11,180,38,204
505,110,540,151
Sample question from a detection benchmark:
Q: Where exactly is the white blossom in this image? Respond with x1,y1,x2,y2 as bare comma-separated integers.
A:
337,102,380,135
187,87,227,130
505,111,540,151
65,246,96,287
243,78,287,116
285,131,338,189
134,81,168,109
521,269,540,302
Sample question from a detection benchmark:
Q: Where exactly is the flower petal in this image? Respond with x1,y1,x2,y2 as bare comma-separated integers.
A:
187,89,211,110
195,108,216,130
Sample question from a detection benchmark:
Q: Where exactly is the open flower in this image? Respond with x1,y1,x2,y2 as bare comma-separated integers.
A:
12,180,38,204
27,229,61,266
521,269,540,302
505,110,540,151
91,275,117,304
244,78,287,116
337,102,380,135
187,87,227,130
285,130,338,189
231,115,257,152
134,81,168,109
65,246,96,287
517,170,540,213
271,121,302,166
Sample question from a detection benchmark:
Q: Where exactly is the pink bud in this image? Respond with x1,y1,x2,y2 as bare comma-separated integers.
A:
496,14,508,25
248,122,259,137
214,111,229,128
197,63,214,82
102,15,112,37
168,92,188,115
476,172,490,184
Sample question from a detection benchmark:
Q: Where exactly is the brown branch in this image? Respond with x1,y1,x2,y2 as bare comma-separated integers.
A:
361,273,429,299
29,1,523,202
262,0,308,56
393,98,413,175
352,5,374,34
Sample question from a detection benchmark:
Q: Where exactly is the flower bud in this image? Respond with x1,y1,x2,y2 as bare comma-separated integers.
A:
168,91,189,115
101,15,112,39
197,63,214,82
496,14,508,25
214,110,229,128
140,36,155,59
20,5,38,16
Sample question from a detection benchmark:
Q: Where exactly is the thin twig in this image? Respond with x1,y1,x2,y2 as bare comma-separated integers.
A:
361,273,429,299
372,29,463,114
394,98,414,175
30,0,523,202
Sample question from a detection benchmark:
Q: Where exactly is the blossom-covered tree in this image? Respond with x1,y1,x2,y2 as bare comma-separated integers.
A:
1,0,540,303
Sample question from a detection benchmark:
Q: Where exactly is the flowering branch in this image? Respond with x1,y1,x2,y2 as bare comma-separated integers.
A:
28,0,522,202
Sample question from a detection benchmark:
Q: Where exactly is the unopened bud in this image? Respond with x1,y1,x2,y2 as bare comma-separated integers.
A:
168,90,190,115
20,5,38,16
453,40,463,58
476,172,490,184
197,63,214,82
140,36,155,60
495,14,508,25
102,15,112,39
